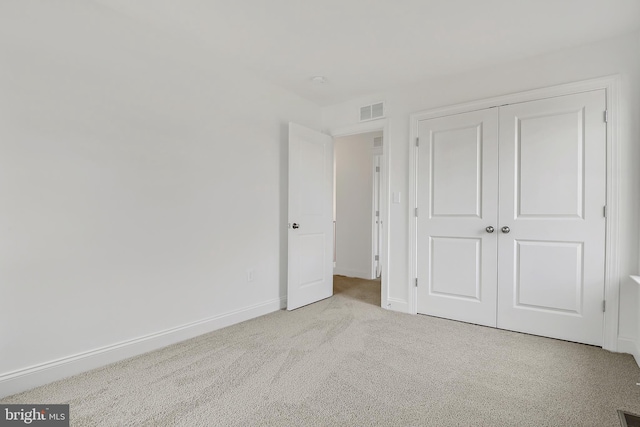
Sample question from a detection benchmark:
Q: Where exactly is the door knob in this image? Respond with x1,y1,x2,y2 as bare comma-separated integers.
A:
485,226,495,233
292,223,300,229
501,226,510,234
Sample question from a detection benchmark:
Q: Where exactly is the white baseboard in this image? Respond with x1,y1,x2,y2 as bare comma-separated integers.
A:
333,268,373,280
617,338,640,368
0,297,286,399
386,297,409,313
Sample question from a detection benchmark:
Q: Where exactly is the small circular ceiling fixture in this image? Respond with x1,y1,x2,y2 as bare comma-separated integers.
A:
310,76,327,84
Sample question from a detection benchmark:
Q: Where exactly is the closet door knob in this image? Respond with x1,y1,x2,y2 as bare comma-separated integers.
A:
501,226,510,234
292,223,300,229
485,226,495,233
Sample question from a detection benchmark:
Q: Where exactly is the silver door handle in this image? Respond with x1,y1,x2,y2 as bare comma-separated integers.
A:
485,226,495,233
501,226,510,233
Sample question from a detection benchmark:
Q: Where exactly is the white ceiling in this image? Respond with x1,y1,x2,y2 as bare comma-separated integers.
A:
96,0,640,106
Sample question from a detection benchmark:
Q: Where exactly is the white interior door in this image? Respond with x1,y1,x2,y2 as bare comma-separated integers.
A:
415,90,607,346
288,123,334,310
497,90,607,345
373,153,382,278
416,108,499,327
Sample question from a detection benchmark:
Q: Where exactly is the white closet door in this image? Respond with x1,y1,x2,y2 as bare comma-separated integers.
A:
497,90,607,345
416,108,499,327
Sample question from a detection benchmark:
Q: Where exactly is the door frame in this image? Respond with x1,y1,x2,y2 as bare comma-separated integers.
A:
408,75,620,351
330,119,390,309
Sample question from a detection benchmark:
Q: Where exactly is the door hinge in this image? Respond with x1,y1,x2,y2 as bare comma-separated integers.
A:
603,205,607,218
374,255,379,261
416,137,420,147
415,278,418,287
375,210,380,217
415,208,419,217
604,110,608,123
602,300,606,312
375,166,380,172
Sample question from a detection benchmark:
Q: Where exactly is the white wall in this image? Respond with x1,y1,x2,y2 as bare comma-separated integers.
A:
323,31,640,351
1,5,638,399
334,131,381,279
0,2,321,396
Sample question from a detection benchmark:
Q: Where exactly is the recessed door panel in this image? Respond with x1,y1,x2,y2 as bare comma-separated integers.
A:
431,125,482,217
515,240,583,314
431,237,481,300
300,141,326,216
517,110,584,218
299,234,326,288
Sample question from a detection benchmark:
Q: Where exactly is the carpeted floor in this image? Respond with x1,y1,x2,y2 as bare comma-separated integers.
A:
3,275,640,426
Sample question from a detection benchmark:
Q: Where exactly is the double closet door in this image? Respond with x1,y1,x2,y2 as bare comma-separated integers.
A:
416,90,607,346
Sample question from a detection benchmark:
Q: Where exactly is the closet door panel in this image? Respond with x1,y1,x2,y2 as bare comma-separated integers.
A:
497,90,607,346
416,108,499,327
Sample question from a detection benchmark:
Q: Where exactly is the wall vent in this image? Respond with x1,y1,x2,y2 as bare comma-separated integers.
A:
360,102,385,122
373,136,383,147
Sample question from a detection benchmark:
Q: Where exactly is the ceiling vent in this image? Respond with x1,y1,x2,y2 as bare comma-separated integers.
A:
360,102,384,122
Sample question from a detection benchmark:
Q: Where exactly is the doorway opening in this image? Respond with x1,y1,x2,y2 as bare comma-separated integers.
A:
333,130,384,306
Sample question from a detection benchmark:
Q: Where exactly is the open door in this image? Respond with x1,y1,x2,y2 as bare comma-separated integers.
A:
373,152,382,278
287,123,334,310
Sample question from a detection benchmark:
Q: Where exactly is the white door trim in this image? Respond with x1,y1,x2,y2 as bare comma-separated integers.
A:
409,75,620,351
329,119,390,309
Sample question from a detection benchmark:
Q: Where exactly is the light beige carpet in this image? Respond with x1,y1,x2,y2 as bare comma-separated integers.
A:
3,275,640,426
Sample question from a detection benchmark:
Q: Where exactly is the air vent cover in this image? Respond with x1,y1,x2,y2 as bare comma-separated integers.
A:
373,136,383,147
360,106,372,121
360,102,384,122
